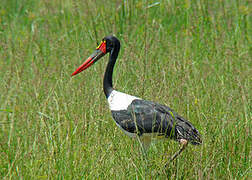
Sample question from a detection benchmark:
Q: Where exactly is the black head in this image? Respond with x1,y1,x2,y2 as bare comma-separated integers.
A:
101,35,120,53
71,35,120,76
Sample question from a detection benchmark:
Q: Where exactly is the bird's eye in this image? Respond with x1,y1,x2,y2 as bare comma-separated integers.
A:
106,42,113,51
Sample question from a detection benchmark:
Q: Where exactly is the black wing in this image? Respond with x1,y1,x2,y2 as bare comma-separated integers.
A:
111,99,202,145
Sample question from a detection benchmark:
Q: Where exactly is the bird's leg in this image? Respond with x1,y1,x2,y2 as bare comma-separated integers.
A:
170,139,188,162
164,139,188,168
136,135,147,158
140,135,152,151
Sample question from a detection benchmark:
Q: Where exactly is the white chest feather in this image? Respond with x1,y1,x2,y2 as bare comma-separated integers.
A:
107,90,140,111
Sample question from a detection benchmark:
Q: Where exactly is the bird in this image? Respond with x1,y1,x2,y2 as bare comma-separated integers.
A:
72,35,202,162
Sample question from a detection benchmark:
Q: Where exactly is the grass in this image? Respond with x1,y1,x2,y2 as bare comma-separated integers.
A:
0,0,251,179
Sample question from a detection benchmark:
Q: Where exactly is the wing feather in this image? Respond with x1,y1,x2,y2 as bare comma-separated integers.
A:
111,99,202,145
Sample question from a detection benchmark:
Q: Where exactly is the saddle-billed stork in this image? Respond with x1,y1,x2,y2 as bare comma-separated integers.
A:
72,35,202,161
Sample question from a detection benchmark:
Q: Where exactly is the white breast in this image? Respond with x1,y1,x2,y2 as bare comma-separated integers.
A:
107,90,140,111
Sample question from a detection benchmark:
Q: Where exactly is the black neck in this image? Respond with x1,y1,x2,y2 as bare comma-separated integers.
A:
103,42,120,98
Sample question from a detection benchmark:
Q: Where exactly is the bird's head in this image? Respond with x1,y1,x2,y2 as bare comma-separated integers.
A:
71,35,120,76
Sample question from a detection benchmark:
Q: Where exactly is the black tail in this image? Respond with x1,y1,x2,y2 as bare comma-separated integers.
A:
174,115,202,145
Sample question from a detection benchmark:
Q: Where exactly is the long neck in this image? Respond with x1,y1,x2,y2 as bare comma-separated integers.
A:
103,44,120,98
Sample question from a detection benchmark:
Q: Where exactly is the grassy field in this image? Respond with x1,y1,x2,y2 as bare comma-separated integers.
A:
0,0,251,179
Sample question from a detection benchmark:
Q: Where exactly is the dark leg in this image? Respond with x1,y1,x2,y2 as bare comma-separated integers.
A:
165,139,188,167
170,139,188,161
140,135,152,151
136,135,150,157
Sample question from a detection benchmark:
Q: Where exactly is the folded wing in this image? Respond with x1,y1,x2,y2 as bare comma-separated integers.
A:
111,99,202,145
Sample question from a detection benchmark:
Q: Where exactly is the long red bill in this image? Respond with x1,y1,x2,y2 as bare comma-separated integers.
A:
71,50,105,76
71,41,106,76
71,56,94,76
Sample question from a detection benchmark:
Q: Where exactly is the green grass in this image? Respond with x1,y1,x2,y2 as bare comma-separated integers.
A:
0,0,251,179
